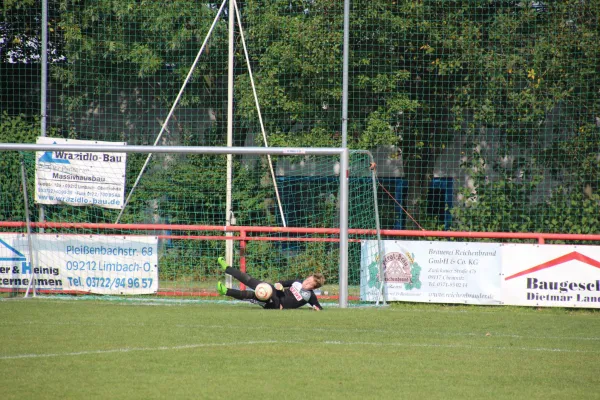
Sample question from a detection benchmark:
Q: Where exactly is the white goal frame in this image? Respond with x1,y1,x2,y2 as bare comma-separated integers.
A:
0,143,353,307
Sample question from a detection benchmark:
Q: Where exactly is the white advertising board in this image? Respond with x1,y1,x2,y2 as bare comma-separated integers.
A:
361,240,502,305
35,137,127,209
502,244,600,308
0,234,158,295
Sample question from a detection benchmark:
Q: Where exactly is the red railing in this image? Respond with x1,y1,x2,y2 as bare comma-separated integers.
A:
3,221,600,244
3,221,600,297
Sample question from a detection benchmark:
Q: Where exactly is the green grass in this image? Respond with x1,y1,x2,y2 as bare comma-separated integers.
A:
1,298,599,400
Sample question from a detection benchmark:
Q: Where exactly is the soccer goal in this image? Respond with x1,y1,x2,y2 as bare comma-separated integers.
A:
0,143,384,307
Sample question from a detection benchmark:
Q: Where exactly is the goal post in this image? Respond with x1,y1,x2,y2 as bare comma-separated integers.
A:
0,143,384,307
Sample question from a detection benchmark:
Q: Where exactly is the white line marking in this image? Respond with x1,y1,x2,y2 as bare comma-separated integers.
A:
1,339,598,360
0,341,277,360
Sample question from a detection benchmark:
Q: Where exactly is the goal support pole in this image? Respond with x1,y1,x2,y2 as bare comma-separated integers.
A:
20,155,37,297
339,149,349,308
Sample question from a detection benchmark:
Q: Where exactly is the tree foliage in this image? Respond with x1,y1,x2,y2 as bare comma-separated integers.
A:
1,0,599,234
0,114,39,223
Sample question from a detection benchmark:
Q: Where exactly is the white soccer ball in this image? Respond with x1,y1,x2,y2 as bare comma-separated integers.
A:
255,283,273,301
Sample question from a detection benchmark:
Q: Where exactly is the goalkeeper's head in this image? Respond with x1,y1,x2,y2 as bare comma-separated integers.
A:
302,273,325,290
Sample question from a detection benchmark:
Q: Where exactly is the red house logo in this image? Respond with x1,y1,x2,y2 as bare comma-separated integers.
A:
505,252,600,281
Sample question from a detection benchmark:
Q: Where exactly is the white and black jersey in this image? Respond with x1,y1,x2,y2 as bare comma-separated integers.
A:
264,279,323,310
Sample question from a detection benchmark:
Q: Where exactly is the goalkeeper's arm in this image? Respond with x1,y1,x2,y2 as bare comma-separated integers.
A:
308,292,323,311
274,280,296,291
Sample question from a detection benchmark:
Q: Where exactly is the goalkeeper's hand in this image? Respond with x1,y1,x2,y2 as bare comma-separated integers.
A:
274,282,284,291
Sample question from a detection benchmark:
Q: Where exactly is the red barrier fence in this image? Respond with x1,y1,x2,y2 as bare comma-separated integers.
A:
3,221,600,297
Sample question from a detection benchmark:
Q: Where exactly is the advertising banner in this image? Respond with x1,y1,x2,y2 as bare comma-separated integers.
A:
35,137,127,209
0,234,158,295
502,244,600,308
361,240,502,305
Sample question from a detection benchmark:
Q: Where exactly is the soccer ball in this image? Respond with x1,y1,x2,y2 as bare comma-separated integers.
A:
254,283,273,301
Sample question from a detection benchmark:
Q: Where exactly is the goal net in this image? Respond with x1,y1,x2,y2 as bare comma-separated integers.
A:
0,144,384,307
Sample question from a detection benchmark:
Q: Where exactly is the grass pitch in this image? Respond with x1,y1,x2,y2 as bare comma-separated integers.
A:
1,298,599,400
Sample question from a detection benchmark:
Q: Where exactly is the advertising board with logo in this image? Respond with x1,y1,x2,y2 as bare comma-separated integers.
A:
362,241,600,308
35,137,127,209
0,233,158,295
361,240,503,305
502,244,600,308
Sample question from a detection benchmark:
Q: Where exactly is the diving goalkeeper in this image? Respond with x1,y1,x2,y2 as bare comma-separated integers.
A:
216,257,324,311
